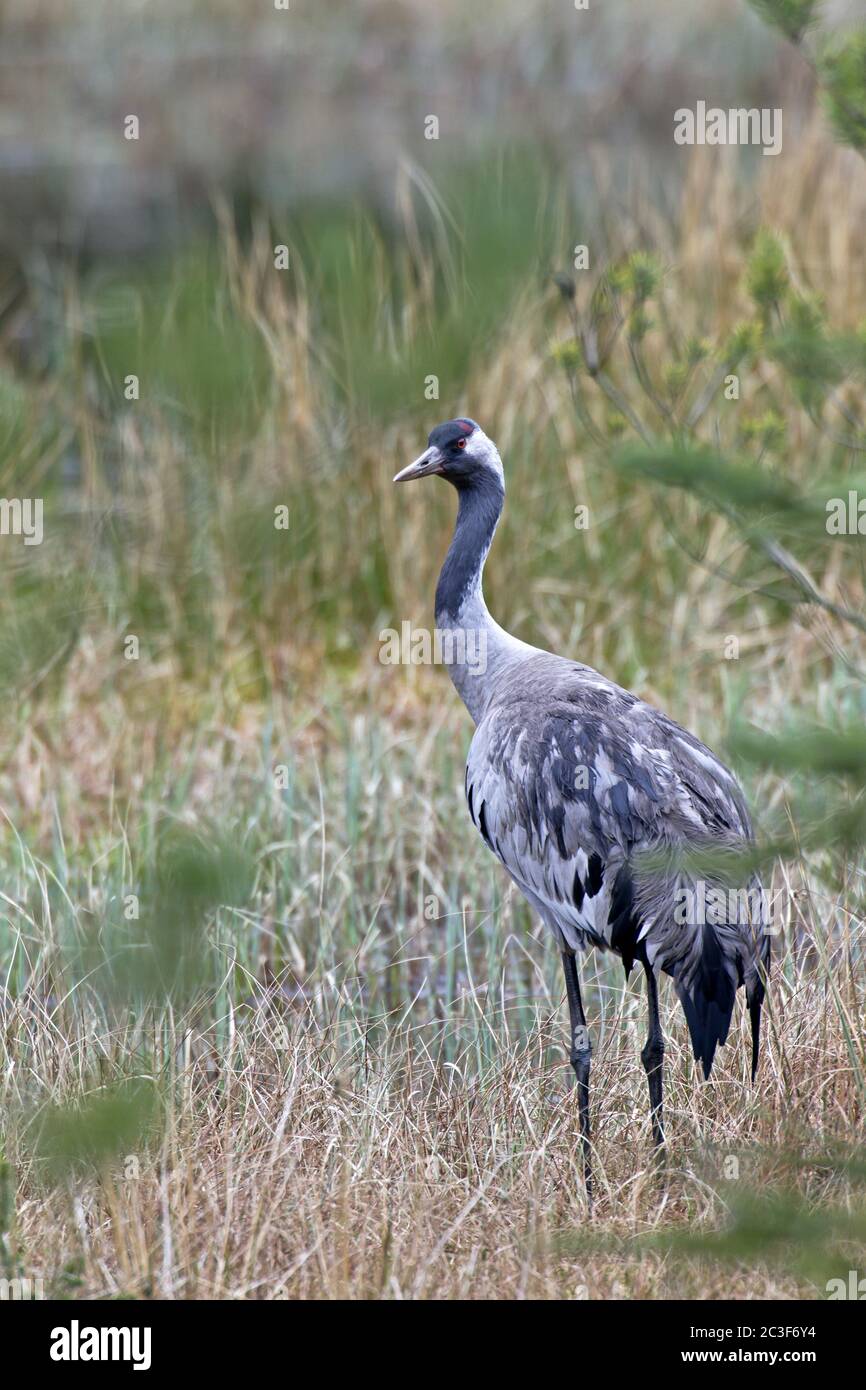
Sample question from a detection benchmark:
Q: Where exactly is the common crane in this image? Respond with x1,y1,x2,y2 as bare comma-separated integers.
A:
394,418,770,1193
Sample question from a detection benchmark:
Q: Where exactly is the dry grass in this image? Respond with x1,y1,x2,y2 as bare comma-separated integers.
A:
4,946,863,1299
2,662,864,1299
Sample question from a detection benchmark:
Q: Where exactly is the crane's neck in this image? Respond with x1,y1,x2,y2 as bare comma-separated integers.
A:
435,470,503,620
434,469,536,725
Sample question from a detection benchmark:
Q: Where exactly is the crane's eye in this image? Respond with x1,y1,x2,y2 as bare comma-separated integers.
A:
456,438,467,450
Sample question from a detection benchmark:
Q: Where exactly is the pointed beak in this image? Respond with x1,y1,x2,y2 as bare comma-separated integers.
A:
393,446,443,483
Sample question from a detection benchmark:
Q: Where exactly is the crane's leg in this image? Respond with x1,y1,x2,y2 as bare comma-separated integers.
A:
641,961,665,1150
562,951,593,1200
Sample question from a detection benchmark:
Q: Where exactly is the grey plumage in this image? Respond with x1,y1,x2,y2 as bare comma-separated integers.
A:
395,419,770,1182
465,653,768,1074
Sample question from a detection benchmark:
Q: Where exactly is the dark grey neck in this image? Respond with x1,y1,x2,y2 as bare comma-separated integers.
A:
435,471,505,621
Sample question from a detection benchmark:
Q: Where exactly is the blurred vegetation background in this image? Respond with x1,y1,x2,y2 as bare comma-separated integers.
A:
0,0,865,1300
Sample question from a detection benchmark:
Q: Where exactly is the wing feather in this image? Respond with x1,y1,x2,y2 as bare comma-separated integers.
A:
465,655,761,981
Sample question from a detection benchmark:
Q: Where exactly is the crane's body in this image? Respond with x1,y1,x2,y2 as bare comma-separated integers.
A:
395,418,770,1190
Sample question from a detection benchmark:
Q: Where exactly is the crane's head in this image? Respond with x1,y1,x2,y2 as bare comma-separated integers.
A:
394,418,503,490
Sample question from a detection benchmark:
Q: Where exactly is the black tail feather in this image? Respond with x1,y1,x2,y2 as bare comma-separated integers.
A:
676,925,736,1080
748,983,765,1083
